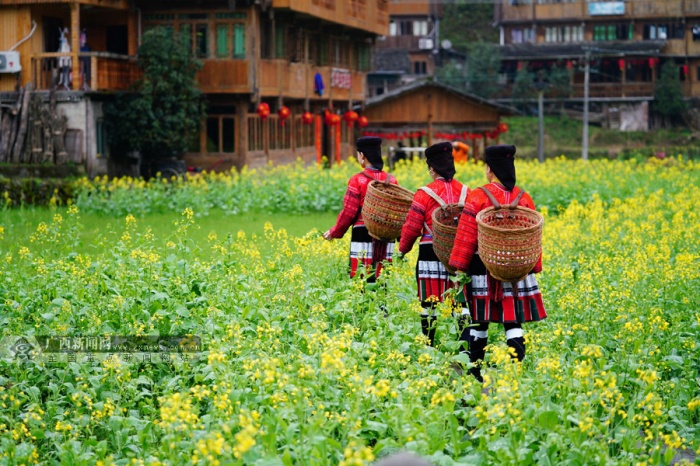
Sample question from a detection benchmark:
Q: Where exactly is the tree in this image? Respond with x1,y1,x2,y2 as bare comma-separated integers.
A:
654,61,687,126
104,27,205,160
440,1,499,52
547,65,572,98
465,43,502,99
512,68,537,106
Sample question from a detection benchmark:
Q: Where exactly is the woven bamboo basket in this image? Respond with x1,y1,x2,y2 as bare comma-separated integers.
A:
431,204,463,273
362,180,414,241
476,204,543,282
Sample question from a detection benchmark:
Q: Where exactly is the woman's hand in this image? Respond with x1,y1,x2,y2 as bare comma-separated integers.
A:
322,230,333,241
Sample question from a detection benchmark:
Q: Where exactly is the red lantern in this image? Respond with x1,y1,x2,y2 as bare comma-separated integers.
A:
567,60,573,71
682,64,689,76
331,114,341,126
618,59,625,71
257,102,270,121
475,134,482,140
357,116,369,128
301,111,314,125
343,110,359,127
278,106,291,126
498,122,508,134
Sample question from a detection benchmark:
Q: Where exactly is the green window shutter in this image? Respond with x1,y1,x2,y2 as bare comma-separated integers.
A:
319,39,328,65
180,23,193,53
607,25,615,40
629,23,634,40
275,24,286,59
216,25,229,58
234,24,246,58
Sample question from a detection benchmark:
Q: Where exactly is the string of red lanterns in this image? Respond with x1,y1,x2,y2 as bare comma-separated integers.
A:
257,107,372,128
360,123,508,142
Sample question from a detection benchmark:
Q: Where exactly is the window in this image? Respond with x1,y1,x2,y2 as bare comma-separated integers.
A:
524,28,536,43
693,25,700,41
179,23,208,58
399,21,413,35
413,20,428,36
96,120,105,158
670,23,684,39
511,29,524,44
389,20,397,36
275,24,286,59
206,116,235,153
413,61,427,74
595,23,631,41
357,43,371,71
644,23,670,40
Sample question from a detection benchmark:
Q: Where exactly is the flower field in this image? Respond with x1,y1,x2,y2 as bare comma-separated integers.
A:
1,157,699,465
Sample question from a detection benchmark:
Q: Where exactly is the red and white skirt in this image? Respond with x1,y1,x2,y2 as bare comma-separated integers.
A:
349,225,394,280
465,252,547,323
416,243,461,303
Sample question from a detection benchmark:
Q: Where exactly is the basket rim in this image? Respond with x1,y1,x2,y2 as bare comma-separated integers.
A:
476,205,544,233
367,180,414,200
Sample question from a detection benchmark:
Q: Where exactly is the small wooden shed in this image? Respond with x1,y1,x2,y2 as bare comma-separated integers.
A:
362,80,515,160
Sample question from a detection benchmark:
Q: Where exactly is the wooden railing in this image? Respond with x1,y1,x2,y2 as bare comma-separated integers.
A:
631,0,683,17
535,2,584,20
496,81,664,99
271,0,388,35
197,60,249,93
260,60,365,101
501,0,697,22
31,52,139,92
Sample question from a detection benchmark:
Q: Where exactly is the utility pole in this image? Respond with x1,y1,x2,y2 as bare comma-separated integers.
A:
537,89,544,163
534,71,548,163
582,50,590,161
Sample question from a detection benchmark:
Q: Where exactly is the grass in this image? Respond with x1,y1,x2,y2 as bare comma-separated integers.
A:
0,207,337,258
503,115,699,159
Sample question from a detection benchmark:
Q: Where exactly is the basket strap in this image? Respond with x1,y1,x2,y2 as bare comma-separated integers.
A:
419,186,447,208
458,185,468,206
478,187,526,210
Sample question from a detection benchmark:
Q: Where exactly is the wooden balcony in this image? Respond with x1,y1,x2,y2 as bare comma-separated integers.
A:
571,82,655,99
629,0,683,18
664,40,688,56
0,0,129,8
31,52,139,92
376,36,422,51
500,4,534,23
535,2,585,21
500,0,698,23
197,60,250,93
260,60,365,101
271,0,389,35
686,0,700,14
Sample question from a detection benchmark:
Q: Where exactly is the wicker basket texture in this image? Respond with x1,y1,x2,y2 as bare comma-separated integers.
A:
431,204,463,274
476,204,543,282
362,181,414,241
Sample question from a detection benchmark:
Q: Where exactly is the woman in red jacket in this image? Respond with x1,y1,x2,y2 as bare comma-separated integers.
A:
449,144,546,382
323,136,397,282
398,142,470,346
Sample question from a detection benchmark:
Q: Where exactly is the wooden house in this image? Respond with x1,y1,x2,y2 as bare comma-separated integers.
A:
494,0,700,126
0,0,389,175
363,80,514,160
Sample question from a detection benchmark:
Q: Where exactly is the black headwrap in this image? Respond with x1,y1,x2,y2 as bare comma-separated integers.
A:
425,142,456,180
356,136,383,169
484,144,516,191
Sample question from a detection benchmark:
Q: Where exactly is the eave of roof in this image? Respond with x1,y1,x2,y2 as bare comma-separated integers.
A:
499,40,666,60
365,79,517,115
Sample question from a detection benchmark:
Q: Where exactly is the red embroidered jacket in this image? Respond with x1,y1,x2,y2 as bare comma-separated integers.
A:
449,182,543,273
328,168,397,238
399,178,467,254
